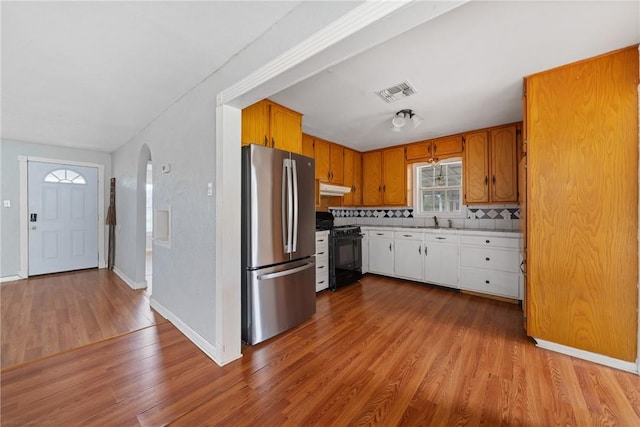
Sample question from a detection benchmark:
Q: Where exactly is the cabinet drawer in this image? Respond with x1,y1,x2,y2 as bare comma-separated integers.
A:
394,231,423,240
370,230,394,238
460,247,519,273
424,233,458,243
315,231,330,245
459,267,519,299
315,242,328,258
459,234,519,249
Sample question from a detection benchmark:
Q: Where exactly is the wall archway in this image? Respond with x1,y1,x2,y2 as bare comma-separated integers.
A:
136,144,152,287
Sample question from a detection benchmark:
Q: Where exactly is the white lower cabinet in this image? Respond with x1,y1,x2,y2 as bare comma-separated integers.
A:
368,230,394,276
458,233,520,299
424,233,459,288
361,226,522,300
315,231,329,292
394,231,424,281
361,229,369,274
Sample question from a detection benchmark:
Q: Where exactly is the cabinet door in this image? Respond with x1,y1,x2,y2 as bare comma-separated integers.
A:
362,151,383,205
301,133,315,158
352,152,363,206
433,135,463,158
270,103,302,154
361,230,369,274
314,138,331,181
424,242,458,288
464,131,489,204
329,144,344,184
368,237,394,275
342,148,354,205
382,146,406,205
394,238,424,281
490,126,518,202
241,100,269,146
406,141,430,161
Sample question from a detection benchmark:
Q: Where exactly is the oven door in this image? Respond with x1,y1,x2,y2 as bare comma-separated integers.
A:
330,234,362,290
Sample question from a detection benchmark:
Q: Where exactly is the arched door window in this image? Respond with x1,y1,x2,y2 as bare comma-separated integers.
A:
44,169,87,184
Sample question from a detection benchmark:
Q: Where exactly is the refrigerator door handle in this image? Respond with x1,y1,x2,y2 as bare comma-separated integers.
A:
256,261,315,280
291,158,298,253
286,158,293,253
281,159,289,253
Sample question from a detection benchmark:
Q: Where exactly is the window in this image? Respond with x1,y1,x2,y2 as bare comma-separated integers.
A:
413,158,462,215
44,169,86,184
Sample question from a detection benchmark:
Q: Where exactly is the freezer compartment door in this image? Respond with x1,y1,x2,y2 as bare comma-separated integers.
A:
242,257,316,345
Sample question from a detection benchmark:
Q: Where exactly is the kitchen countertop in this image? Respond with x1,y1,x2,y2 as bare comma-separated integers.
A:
357,224,521,237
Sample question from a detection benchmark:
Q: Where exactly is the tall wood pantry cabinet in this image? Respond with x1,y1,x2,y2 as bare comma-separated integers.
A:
525,45,638,363
241,99,303,154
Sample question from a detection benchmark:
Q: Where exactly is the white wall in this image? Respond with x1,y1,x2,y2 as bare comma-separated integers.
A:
110,2,362,359
0,139,112,279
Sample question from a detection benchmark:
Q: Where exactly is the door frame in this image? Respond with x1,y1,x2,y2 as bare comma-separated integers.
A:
19,156,106,278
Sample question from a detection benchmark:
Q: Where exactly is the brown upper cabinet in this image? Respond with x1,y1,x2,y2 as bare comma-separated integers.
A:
241,99,303,154
301,133,314,158
363,146,406,206
405,135,463,163
343,149,362,206
464,124,518,204
314,137,344,184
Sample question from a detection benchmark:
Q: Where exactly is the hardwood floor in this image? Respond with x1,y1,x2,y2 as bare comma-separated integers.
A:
2,273,639,425
0,268,163,368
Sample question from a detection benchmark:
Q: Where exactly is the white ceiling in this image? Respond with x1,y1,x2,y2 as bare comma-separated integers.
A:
271,1,640,151
1,1,639,154
1,1,301,152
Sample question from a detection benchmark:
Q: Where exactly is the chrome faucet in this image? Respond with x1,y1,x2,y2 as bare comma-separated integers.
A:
433,216,439,229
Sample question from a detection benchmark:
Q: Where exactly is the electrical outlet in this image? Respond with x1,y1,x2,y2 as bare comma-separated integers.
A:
207,182,213,196
3,200,10,208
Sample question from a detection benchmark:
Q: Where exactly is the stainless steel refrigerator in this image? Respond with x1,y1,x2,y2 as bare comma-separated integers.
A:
241,144,316,345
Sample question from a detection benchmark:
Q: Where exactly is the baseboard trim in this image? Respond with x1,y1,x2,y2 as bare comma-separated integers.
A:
149,298,241,367
112,267,147,290
0,275,22,283
534,338,639,374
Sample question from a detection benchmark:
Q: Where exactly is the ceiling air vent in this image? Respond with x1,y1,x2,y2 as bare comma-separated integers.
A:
376,81,417,103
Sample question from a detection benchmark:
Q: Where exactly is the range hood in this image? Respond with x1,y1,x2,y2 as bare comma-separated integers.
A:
319,182,351,197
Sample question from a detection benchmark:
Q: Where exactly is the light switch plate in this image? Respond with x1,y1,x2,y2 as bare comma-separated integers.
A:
207,182,213,196
3,200,10,208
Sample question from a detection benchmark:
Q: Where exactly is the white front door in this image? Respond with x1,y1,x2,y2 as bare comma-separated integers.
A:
28,161,99,275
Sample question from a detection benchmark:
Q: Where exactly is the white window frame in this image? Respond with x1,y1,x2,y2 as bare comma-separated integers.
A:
413,157,464,218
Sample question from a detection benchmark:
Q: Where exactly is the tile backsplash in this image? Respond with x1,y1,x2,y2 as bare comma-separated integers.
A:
330,205,521,231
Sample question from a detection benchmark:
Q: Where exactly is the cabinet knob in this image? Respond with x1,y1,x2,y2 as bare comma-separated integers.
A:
318,266,325,269
389,243,392,251
485,280,490,284
485,240,490,243
418,246,421,255
485,257,490,261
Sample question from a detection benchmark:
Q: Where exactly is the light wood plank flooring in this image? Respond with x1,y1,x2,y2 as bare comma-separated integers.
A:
1,268,162,368
2,273,639,425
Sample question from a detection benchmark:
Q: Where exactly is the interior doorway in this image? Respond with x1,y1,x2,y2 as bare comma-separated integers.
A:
145,161,153,294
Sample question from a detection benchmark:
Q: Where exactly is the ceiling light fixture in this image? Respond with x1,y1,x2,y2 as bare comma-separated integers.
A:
391,109,423,132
